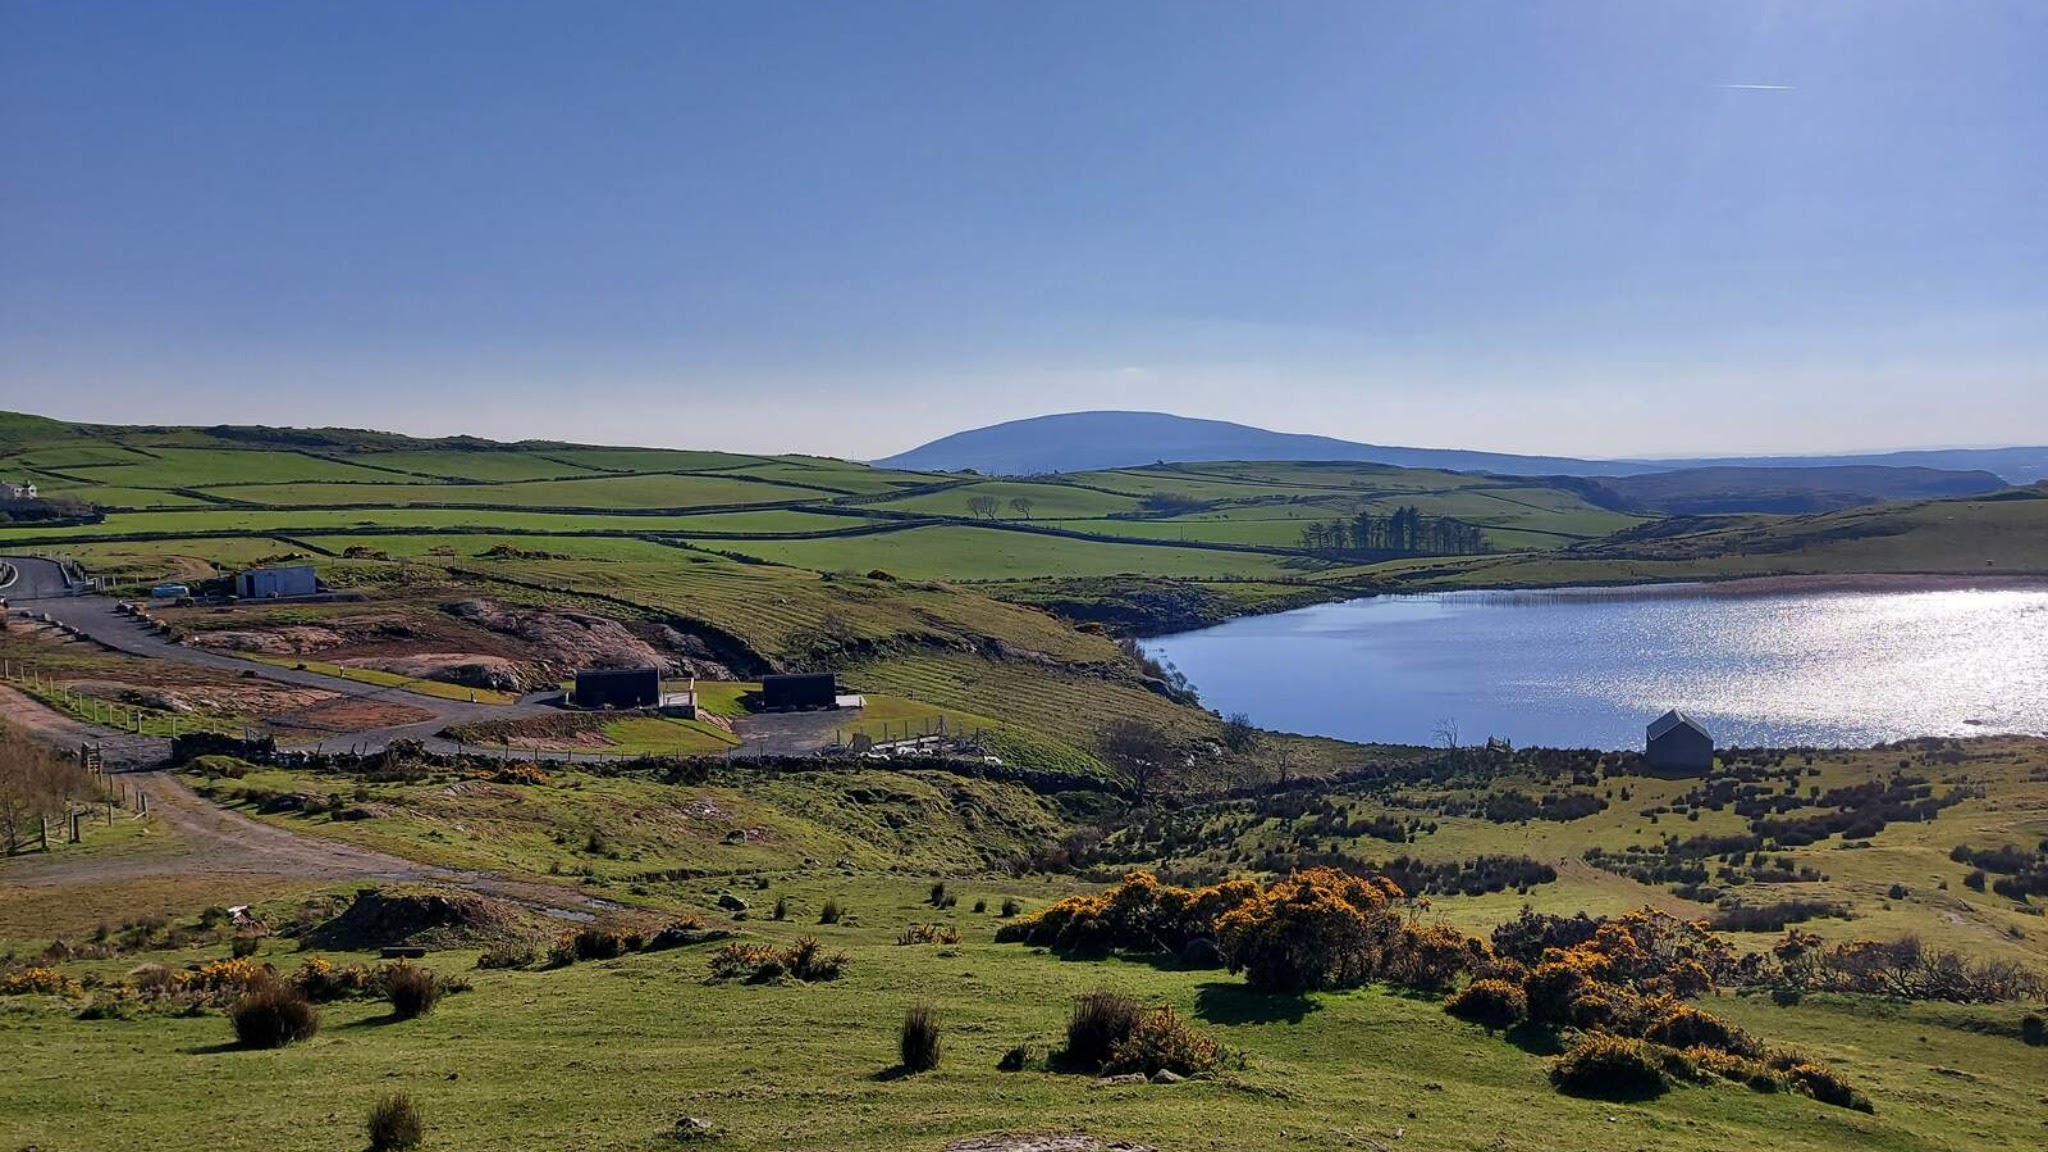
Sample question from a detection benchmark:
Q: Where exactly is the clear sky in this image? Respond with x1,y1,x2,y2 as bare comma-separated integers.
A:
2,1,2042,459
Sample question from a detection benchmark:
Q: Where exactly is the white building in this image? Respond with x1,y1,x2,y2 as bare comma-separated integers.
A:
2,480,37,500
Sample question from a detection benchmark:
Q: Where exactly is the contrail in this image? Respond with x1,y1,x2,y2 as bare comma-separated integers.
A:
1718,83,1795,90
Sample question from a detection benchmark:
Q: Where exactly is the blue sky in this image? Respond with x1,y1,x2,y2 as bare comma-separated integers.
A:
2,1,2042,458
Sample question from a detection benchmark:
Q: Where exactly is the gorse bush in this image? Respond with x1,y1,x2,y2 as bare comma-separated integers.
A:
1216,869,1410,992
1549,1034,1669,1100
384,963,443,1020
228,984,321,1049
1785,1063,1874,1113
366,1092,423,1151
1102,1004,1223,1077
1445,978,1526,1030
898,1004,942,1072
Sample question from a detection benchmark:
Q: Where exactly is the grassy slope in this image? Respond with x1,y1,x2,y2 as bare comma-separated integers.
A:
2,874,2041,1152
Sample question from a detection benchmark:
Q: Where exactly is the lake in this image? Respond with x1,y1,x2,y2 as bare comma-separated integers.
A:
1141,584,2048,750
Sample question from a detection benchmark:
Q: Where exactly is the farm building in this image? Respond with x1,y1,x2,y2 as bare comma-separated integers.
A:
234,564,318,599
2,480,36,500
1645,710,1714,775
574,667,661,710
761,672,838,711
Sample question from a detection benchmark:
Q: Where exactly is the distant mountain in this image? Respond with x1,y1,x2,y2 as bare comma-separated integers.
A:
875,411,2048,484
1569,466,2009,516
874,411,1663,477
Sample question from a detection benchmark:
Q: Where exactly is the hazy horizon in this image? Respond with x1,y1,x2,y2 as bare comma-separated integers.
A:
5,1,2044,459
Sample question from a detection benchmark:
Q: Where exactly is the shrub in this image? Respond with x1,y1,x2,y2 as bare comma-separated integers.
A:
1445,979,1526,1030
819,899,843,925
367,1092,423,1152
476,942,538,970
781,936,846,982
899,1004,942,1073
1786,1063,1873,1112
1522,961,1587,1027
897,923,961,946
1645,1003,1752,1055
999,898,1022,918
2022,1013,2045,1047
996,1041,1034,1071
707,938,847,984
0,967,84,998
772,896,789,921
230,934,263,959
384,964,443,1020
1062,989,1144,1070
293,956,376,1002
972,899,987,914
1548,1035,1668,1100
228,985,321,1049
1214,868,1405,992
929,882,948,907
1103,1005,1223,1077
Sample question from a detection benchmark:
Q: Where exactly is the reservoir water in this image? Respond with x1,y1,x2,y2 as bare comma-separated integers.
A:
1141,584,2048,750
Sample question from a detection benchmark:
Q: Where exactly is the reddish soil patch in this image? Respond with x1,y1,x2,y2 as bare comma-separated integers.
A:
276,696,437,731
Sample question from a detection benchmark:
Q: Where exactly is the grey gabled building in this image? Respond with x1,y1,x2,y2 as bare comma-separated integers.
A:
1645,709,1714,776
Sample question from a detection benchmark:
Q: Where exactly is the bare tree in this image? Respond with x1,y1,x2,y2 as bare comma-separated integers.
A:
965,495,1000,519
1008,496,1035,520
1432,718,1461,751
1098,718,1176,803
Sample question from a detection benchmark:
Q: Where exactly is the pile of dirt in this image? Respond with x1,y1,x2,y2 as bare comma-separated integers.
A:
301,885,525,950
445,599,677,678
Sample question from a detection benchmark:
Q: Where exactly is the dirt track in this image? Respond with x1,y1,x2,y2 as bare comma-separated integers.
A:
0,687,609,914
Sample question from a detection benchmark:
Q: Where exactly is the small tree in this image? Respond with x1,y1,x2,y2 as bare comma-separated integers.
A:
1008,496,1035,520
1098,718,1175,803
1219,712,1258,755
965,495,1000,519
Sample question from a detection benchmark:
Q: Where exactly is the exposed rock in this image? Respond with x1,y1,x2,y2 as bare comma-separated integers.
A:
1149,1069,1184,1084
671,1116,715,1142
339,653,524,691
1088,1073,1149,1089
716,892,749,912
445,599,676,676
188,625,345,655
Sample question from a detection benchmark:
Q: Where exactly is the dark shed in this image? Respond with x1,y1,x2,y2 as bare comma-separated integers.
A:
1645,710,1715,776
761,672,837,710
574,667,661,710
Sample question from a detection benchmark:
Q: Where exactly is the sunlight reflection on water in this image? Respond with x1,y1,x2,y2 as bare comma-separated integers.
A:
1142,587,2048,749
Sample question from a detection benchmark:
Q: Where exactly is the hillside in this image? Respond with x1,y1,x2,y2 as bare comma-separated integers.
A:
1576,464,2009,515
876,409,2048,483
